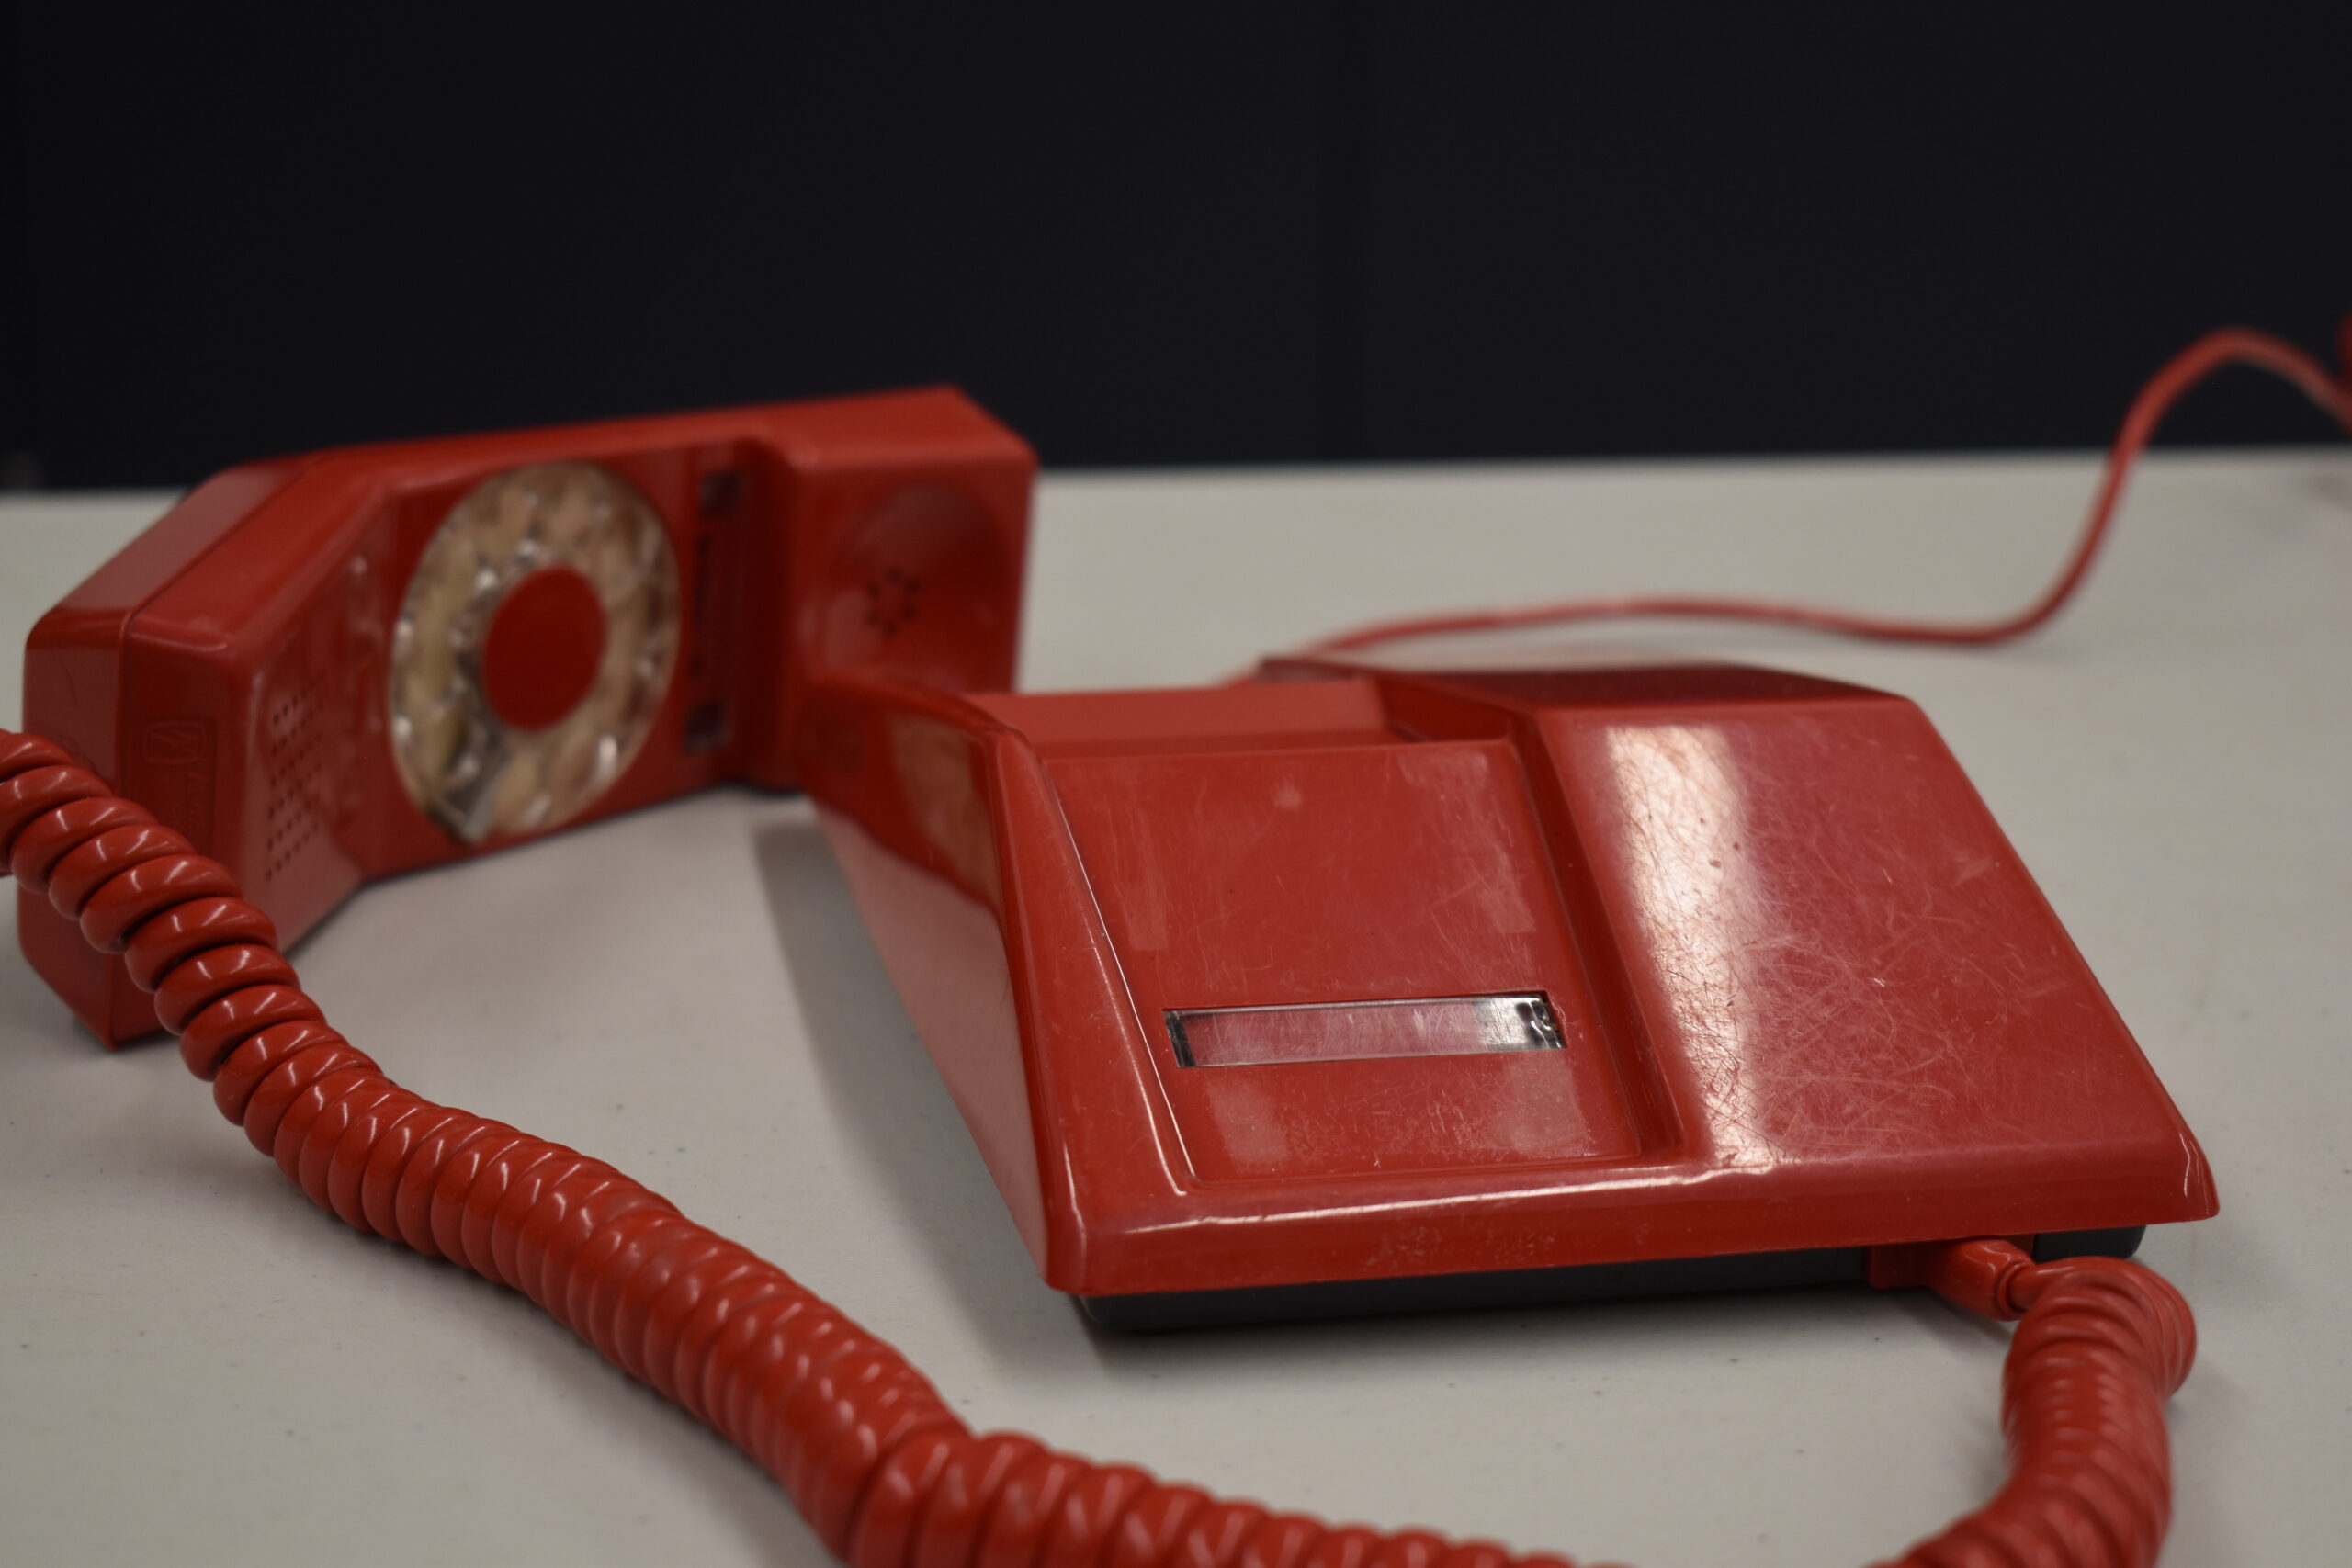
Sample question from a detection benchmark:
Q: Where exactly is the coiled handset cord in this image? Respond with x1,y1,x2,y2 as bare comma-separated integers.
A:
0,729,2197,1567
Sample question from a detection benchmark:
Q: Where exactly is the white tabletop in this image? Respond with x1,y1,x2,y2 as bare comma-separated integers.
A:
2,449,2346,1567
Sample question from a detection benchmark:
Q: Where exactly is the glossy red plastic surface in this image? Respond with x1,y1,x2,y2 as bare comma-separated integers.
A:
19,389,1034,1042
798,656,2216,1299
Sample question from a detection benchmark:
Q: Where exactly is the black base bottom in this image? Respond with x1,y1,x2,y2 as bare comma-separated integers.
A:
1077,1227,2147,1331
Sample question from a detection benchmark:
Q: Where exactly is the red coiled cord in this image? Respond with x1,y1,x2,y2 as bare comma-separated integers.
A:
1,728,2198,1567
1303,321,2352,655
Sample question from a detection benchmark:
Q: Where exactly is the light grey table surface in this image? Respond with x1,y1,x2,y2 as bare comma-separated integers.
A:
1,450,2346,1567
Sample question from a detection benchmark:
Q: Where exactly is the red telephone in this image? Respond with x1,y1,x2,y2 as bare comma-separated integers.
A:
6,332,2346,1566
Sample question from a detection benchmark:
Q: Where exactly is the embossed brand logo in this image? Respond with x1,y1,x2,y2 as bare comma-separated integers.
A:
141,720,209,766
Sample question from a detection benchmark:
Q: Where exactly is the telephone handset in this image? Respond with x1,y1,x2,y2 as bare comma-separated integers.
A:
18,389,1032,1044
19,349,2339,1563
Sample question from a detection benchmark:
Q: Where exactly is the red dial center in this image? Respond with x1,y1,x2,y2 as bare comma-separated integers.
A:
481,567,607,730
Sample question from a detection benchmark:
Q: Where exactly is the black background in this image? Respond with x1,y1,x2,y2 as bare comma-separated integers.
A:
6,4,2348,487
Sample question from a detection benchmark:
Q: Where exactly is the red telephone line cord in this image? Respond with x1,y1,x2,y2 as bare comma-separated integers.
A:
0,732,2202,1567
1303,322,2352,657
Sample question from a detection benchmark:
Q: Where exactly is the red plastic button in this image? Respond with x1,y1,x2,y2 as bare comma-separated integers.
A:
481,568,606,730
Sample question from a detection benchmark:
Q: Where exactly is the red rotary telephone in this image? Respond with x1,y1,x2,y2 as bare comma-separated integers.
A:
8,324,2349,1566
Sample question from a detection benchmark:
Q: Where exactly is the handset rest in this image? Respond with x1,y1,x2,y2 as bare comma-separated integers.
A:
794,656,2215,1310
